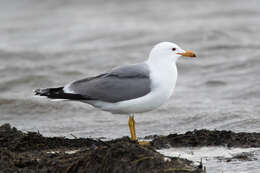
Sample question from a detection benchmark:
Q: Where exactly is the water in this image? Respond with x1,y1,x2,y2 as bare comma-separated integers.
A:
159,147,260,173
0,0,260,172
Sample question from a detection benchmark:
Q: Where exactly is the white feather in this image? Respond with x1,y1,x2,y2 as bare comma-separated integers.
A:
85,42,182,114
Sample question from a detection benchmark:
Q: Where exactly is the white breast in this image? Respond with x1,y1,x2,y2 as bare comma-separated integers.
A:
89,63,178,114
148,63,177,106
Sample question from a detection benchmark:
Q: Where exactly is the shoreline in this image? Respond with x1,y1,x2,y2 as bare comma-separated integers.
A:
1,123,260,173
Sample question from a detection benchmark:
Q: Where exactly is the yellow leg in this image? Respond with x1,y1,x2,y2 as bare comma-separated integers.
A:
128,115,149,145
128,115,137,141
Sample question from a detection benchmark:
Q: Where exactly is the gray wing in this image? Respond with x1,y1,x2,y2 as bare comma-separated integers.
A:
67,63,151,103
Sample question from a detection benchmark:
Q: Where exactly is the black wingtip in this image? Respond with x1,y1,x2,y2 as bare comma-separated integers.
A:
33,88,52,96
33,88,41,95
33,89,41,95
33,87,86,100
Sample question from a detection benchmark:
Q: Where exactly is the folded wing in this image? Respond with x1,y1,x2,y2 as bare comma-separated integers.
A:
66,63,151,103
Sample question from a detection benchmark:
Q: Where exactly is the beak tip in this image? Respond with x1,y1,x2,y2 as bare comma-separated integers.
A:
177,50,196,58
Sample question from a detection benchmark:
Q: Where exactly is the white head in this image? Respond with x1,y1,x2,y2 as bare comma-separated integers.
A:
147,42,196,66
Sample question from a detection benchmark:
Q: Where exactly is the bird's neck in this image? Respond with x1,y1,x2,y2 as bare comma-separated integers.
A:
146,55,177,71
146,57,178,101
146,58,177,83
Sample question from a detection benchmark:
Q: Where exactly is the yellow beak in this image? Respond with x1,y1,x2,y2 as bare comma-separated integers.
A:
177,50,196,58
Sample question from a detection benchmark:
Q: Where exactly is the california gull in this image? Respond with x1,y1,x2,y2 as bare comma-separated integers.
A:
34,42,196,143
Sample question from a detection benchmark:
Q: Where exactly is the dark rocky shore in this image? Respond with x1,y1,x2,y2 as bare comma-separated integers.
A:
1,124,260,173
151,129,260,149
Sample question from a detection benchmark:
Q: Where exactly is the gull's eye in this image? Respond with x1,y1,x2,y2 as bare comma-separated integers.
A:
172,48,176,51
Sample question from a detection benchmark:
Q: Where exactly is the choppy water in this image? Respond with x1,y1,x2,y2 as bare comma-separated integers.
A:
0,0,260,171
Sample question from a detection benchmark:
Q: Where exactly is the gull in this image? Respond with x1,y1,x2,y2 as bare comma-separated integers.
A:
34,42,196,143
